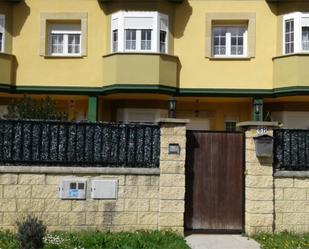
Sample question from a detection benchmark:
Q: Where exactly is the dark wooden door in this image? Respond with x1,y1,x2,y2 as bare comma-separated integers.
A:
185,131,244,232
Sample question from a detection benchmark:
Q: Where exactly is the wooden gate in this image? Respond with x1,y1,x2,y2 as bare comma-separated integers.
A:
185,131,244,232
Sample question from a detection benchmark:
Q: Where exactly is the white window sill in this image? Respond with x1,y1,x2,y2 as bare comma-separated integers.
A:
103,52,178,59
207,56,251,60
43,55,85,58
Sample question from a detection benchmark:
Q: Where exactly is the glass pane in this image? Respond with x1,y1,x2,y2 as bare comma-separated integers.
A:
238,46,243,54
68,45,73,54
285,44,289,53
141,30,151,50
231,37,237,46
126,30,130,40
141,41,146,50
113,42,118,52
286,21,290,32
52,45,57,53
142,30,146,40
160,31,166,42
221,37,226,46
52,35,58,44
238,37,243,45
220,47,226,54
58,45,63,53
147,41,151,50
125,30,136,50
75,35,80,44
75,45,80,54
231,46,236,55
113,30,118,41
302,27,309,51
58,35,63,43
126,41,130,50
68,35,74,44
214,37,219,45
214,46,220,55
160,43,165,53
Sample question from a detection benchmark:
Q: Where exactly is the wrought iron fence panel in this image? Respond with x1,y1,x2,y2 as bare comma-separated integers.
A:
0,119,160,168
274,129,309,171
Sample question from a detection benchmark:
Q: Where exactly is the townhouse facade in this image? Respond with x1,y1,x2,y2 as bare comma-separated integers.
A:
0,0,309,130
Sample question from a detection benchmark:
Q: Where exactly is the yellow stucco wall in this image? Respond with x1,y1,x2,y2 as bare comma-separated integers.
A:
174,0,276,90
4,0,308,90
12,0,106,87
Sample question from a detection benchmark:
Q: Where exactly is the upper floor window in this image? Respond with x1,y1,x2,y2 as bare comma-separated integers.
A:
111,11,168,54
0,15,4,53
283,12,309,54
212,26,247,58
48,23,81,56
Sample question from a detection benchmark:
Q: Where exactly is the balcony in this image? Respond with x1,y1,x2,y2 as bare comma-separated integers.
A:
0,53,14,85
273,54,309,89
102,53,179,89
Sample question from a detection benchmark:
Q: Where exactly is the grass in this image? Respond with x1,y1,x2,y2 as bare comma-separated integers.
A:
253,232,309,249
0,230,190,249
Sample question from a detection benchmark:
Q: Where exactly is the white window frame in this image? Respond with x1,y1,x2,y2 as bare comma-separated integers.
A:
212,25,248,58
48,24,82,56
283,12,309,55
0,15,5,53
111,11,168,54
112,29,118,52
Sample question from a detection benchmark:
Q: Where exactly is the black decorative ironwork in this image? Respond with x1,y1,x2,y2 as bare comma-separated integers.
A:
0,119,160,168
274,129,309,171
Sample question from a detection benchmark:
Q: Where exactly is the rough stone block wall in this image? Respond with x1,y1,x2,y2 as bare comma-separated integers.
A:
0,173,160,232
245,129,274,235
275,177,309,233
0,120,187,233
159,123,186,234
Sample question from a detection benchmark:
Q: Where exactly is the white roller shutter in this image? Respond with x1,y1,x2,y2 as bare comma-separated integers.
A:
124,17,153,29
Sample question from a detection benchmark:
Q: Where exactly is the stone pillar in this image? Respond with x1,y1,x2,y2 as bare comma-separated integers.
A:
158,119,189,234
238,121,279,235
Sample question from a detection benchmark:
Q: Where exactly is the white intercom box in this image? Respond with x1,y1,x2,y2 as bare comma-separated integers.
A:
59,179,87,200
91,179,118,199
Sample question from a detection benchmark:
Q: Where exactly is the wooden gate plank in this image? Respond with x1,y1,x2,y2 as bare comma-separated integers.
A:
185,131,244,232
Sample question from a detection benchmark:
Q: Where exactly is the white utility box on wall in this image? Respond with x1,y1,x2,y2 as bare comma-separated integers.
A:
91,179,118,199
59,179,87,200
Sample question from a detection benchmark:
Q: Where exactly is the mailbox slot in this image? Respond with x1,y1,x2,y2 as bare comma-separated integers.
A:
254,134,274,158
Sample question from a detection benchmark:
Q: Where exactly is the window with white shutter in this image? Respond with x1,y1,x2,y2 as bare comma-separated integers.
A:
0,15,5,53
111,11,168,54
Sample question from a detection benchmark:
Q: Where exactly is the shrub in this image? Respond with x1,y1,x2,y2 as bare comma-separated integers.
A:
5,95,68,120
16,215,47,249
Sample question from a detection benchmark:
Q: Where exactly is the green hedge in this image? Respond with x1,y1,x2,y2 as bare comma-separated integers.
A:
0,230,190,249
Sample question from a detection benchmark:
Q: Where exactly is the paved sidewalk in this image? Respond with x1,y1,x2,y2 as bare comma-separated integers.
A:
185,234,261,249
